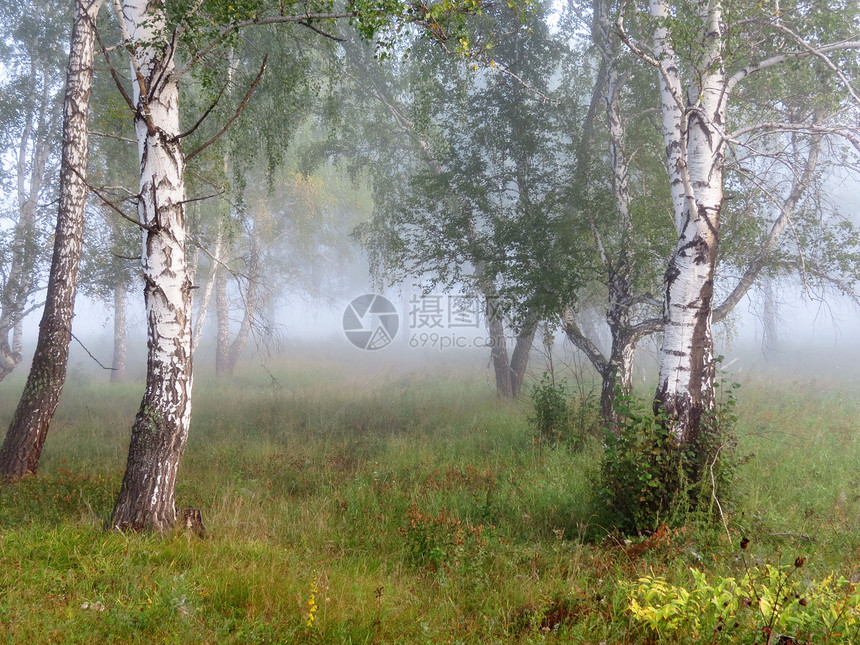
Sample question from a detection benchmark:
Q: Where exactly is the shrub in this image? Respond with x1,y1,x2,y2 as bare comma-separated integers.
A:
598,379,740,534
627,560,860,644
528,373,570,449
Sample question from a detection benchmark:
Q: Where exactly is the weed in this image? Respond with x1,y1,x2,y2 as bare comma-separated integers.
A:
529,372,570,449
627,551,860,644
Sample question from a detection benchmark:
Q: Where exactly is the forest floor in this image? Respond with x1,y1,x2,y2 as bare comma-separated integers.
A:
1,353,859,643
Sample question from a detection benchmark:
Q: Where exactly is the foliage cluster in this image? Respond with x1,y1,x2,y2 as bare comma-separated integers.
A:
628,561,860,644
598,379,740,535
528,372,601,452
528,372,569,447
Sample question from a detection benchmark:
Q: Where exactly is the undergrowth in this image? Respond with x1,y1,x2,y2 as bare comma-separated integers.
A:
0,358,858,643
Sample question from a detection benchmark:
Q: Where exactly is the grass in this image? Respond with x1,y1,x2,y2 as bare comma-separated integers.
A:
0,356,859,643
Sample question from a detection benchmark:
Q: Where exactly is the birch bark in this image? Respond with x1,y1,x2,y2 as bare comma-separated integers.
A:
0,0,105,479
108,0,193,532
649,0,727,443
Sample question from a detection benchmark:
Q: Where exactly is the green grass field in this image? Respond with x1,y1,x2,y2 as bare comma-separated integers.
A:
1,355,859,643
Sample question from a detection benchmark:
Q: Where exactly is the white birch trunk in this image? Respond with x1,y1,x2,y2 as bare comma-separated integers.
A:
651,0,727,443
191,226,222,354
0,64,62,382
214,261,230,377
111,278,127,382
109,0,193,532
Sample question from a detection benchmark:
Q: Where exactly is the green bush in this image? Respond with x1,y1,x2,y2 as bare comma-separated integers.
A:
627,560,860,644
528,373,570,448
598,380,739,534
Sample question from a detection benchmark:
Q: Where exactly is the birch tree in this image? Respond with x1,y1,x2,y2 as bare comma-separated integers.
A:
0,2,67,382
617,0,860,443
560,0,669,425
0,0,105,479
335,4,570,396
104,0,485,532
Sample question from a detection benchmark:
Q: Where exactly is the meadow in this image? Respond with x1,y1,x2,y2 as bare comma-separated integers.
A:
1,350,859,643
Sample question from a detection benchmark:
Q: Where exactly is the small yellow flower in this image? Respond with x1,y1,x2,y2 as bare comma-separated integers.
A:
305,576,319,629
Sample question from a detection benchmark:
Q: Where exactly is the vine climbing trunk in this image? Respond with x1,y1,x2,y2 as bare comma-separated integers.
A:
108,0,193,532
0,0,105,480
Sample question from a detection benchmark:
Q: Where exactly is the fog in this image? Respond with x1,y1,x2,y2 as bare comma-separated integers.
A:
7,272,859,398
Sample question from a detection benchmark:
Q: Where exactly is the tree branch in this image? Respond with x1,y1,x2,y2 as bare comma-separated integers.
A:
727,39,860,93
176,78,230,140
89,129,136,143
174,12,355,78
185,55,268,162
561,307,608,375
715,136,822,322
69,165,158,234
93,20,136,114
769,21,860,108
299,20,346,42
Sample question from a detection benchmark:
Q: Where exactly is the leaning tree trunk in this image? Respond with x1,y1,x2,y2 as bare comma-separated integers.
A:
109,0,193,533
0,0,104,479
509,314,537,398
111,278,127,383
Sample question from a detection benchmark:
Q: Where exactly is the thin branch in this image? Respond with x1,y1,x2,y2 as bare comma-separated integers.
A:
728,38,860,92
176,79,230,140
69,165,158,233
714,135,820,322
110,0,157,134
97,184,139,197
731,121,860,146
177,191,225,206
175,12,355,78
93,20,136,113
89,129,136,143
615,5,686,114
185,54,268,162
71,331,116,371
299,20,346,42
188,235,249,281
18,300,46,320
769,21,860,108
